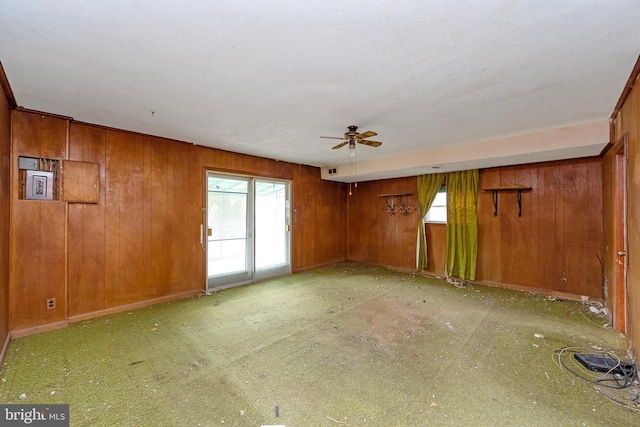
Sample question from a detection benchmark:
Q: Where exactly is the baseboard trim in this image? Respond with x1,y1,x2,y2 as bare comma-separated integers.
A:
472,279,604,304
9,290,202,339
11,321,69,339
293,260,348,273
68,290,201,324
383,264,604,303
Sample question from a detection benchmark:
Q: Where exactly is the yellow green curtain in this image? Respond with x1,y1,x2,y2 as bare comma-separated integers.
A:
446,169,479,280
416,173,445,271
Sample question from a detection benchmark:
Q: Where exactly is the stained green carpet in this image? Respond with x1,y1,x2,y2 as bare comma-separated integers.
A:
0,263,637,426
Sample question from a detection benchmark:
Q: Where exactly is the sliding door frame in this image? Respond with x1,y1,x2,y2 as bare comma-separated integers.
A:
202,169,291,292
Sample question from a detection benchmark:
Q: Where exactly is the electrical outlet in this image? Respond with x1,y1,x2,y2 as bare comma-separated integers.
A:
47,298,56,310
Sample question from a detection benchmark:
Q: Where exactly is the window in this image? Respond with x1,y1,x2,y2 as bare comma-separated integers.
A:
425,185,447,223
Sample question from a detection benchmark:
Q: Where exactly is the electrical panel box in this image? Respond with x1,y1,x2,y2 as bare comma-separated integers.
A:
25,170,54,200
17,157,100,203
18,156,59,200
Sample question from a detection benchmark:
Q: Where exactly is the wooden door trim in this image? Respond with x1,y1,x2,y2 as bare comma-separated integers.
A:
613,133,629,334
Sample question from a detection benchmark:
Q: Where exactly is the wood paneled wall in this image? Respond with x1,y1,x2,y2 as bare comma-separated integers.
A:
67,124,106,315
6,114,606,333
348,159,603,298
425,224,446,277
477,159,603,297
9,111,348,334
607,66,640,347
347,177,418,271
292,164,348,271
9,112,68,332
0,78,11,357
67,125,205,316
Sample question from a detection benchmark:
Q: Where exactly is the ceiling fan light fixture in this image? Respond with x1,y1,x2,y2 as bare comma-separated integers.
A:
348,138,356,157
320,125,380,195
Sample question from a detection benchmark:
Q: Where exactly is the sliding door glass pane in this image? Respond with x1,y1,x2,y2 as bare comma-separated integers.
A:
255,180,287,269
207,176,248,276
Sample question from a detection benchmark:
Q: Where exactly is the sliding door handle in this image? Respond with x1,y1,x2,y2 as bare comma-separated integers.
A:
201,208,207,251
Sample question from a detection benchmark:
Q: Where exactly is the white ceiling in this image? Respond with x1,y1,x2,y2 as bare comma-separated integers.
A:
1,1,639,182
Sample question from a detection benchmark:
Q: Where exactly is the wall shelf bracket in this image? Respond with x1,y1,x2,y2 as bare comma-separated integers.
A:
483,185,532,217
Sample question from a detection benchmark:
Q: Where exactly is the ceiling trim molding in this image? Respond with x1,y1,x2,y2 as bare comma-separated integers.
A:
15,106,74,122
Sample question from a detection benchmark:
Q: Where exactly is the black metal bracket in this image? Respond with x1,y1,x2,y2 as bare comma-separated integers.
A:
485,186,531,218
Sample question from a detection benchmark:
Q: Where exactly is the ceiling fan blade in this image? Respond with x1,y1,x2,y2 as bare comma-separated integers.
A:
357,131,377,139
358,140,382,147
332,141,349,149
320,136,346,140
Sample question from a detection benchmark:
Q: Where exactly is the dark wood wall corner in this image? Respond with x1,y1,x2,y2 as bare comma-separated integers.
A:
0,62,17,108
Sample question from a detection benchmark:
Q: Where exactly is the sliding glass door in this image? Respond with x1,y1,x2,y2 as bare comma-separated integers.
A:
205,173,290,290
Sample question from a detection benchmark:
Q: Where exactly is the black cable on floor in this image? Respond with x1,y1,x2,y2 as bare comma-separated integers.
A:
555,347,636,389
555,346,640,413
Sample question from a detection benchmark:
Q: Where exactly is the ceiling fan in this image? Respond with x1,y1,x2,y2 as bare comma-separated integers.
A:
321,125,382,150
